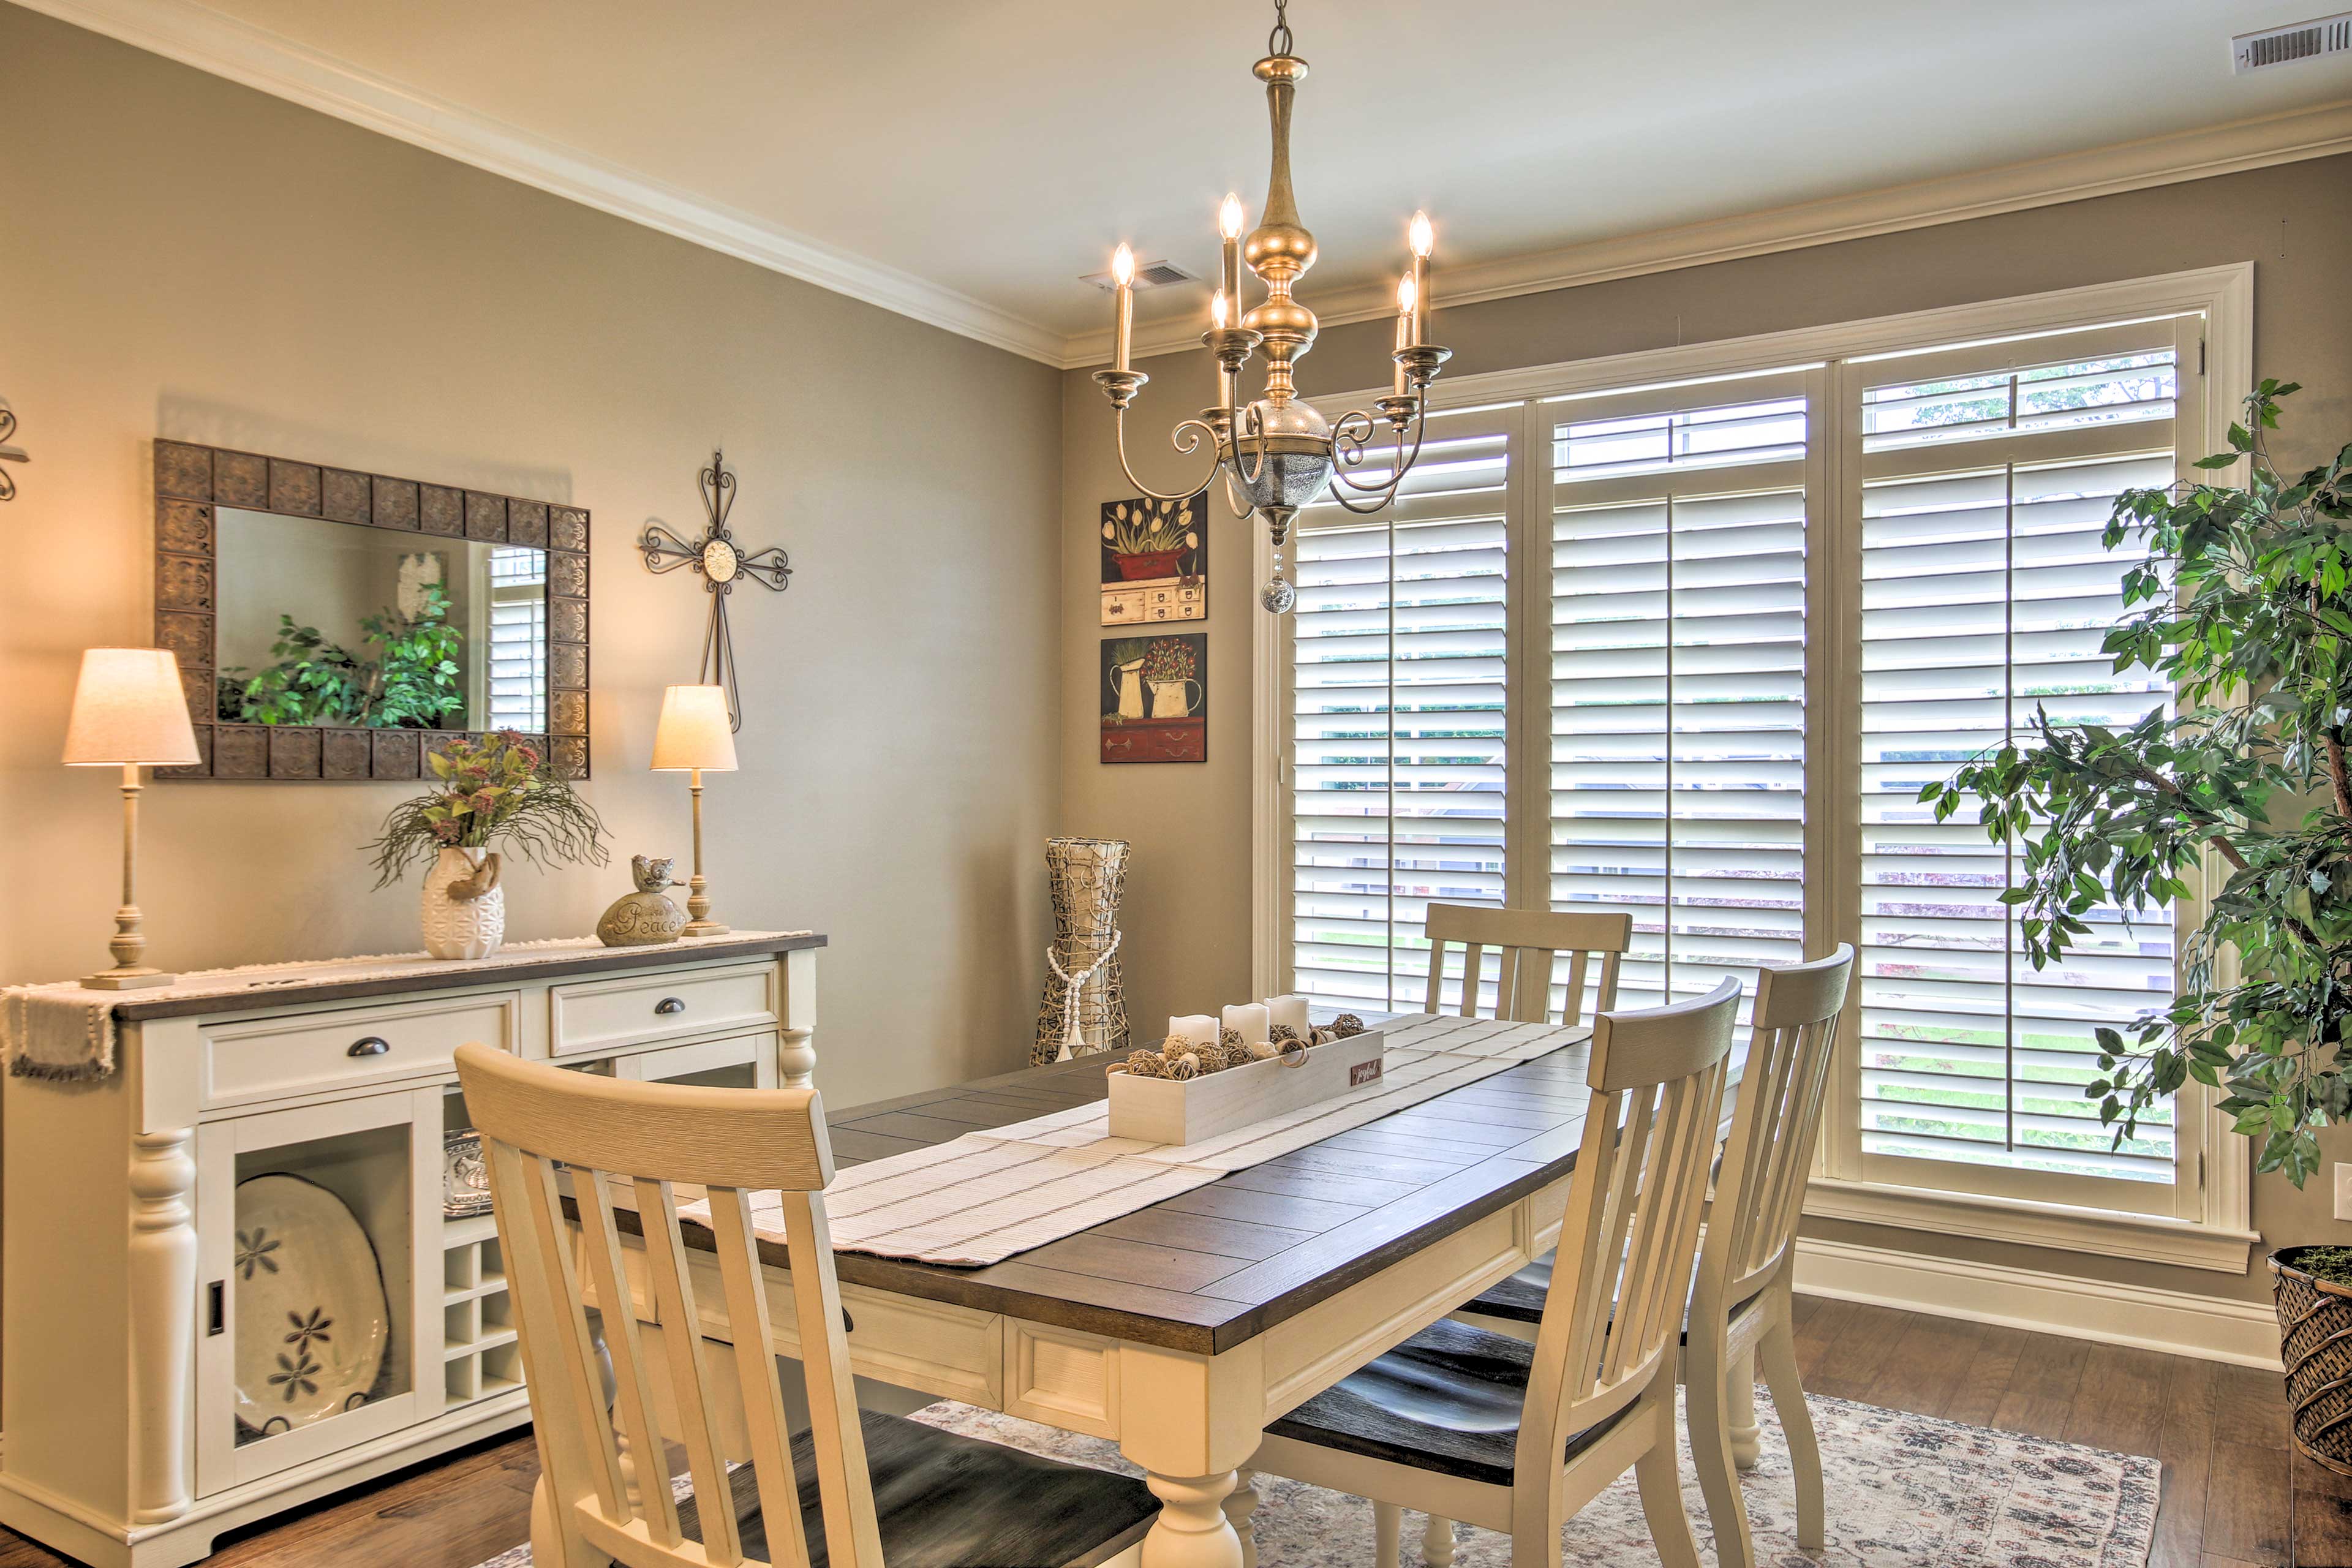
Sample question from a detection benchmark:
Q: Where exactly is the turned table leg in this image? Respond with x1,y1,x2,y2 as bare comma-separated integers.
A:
1223,1467,1260,1568
1142,1471,1243,1568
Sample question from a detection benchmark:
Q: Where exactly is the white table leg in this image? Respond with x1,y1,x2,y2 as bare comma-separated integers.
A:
130,1128,197,1525
1422,1510,1458,1567
1728,1344,1761,1471
1142,1471,1243,1568
779,1025,816,1091
1223,1466,1260,1568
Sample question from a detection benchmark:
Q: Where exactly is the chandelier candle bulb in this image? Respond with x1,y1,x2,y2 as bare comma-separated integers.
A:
1393,275,1415,396
1219,192,1245,304
1221,1002,1272,1045
1110,243,1136,372
1409,209,1434,345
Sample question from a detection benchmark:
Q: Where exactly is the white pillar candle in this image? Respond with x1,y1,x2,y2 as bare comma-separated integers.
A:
1222,1003,1271,1045
1168,1014,1221,1049
1264,994,1312,1040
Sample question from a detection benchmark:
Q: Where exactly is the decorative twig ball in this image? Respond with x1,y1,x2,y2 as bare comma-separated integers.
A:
1329,1013,1366,1038
1194,1040,1237,1073
1220,1026,1245,1050
1268,1023,1301,1045
1166,1051,1202,1081
1125,1049,1167,1078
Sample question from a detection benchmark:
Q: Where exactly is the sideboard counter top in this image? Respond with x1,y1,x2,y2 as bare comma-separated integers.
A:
55,930,827,1023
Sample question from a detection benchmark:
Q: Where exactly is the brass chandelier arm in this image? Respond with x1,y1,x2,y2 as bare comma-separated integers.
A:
1109,406,1226,503
1322,399,1433,514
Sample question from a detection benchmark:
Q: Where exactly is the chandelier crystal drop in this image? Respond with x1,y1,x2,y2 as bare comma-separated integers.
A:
1093,0,1451,614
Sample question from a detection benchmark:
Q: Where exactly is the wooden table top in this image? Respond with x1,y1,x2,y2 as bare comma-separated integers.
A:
788,1020,1621,1356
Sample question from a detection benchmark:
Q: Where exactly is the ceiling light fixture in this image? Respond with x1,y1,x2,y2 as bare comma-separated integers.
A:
1093,0,1451,614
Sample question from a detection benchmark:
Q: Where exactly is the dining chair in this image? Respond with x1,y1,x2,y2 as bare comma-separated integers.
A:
1246,978,1740,1568
1422,903,1634,1025
454,1043,1158,1568
1445,945,1856,1568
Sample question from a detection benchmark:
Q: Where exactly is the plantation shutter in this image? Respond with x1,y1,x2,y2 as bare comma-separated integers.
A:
1548,373,1814,1022
1850,319,2188,1206
486,546,548,733
1289,405,1513,1012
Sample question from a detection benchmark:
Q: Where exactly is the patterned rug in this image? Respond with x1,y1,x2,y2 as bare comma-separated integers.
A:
474,1387,2158,1567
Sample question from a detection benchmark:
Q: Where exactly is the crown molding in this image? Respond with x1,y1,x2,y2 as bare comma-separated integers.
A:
1079,95,2352,368
13,0,1071,366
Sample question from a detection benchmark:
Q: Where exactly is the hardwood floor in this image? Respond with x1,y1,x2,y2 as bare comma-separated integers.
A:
0,1297,2312,1567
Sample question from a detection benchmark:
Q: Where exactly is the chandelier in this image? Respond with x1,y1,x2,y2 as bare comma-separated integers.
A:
1093,0,1450,614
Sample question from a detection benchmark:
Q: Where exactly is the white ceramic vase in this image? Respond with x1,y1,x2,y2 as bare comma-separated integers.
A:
420,846,505,960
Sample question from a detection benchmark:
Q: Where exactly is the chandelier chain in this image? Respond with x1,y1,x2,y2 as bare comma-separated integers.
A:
1268,0,1292,58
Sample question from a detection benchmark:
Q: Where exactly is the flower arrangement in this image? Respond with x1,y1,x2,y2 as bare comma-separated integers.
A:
1142,636,1197,686
364,730,608,888
1102,498,1200,559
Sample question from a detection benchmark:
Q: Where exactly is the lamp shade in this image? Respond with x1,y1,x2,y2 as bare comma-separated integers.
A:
650,684,738,772
62,647,200,766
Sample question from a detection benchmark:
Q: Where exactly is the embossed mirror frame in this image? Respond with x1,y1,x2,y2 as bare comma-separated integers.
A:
150,439,591,782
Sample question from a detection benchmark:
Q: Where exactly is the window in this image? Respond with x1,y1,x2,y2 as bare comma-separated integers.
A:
1551,375,1813,1018
1260,269,2252,1260
1851,324,2184,1212
1287,406,1512,1012
485,546,548,734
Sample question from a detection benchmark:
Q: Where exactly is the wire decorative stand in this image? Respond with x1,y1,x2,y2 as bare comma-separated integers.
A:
1033,837,1130,1066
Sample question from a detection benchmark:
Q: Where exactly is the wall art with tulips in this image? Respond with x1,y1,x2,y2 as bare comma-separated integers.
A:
1099,492,1207,627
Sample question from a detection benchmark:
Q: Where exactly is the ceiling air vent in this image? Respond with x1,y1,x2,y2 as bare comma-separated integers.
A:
1079,259,1196,291
2232,12,2352,72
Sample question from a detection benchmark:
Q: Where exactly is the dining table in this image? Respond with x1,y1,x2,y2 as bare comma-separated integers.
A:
594,1011,1735,1568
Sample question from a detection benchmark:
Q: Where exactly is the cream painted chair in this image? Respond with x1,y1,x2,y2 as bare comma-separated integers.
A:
1422,903,1633,1024
1448,945,1856,1568
454,1044,1157,1568
1246,979,1740,1568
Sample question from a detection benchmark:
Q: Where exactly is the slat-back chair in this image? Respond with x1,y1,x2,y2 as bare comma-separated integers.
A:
454,1044,1155,1568
1422,903,1634,1025
1681,943,1853,1568
1249,979,1740,1568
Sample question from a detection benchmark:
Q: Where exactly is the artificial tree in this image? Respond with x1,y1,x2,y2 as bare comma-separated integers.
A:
1926,383,2352,1188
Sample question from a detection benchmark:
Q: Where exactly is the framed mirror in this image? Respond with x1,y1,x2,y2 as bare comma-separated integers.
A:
150,440,589,781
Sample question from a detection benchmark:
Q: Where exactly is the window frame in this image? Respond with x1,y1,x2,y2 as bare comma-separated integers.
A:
1253,263,2258,1268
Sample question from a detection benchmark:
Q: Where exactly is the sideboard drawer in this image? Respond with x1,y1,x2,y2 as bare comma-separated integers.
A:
549,962,778,1056
202,992,519,1106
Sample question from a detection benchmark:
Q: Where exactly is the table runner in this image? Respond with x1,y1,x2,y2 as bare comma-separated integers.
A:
718,1013,1591,1267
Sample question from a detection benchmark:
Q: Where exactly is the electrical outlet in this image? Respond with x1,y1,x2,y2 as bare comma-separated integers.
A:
2335,1162,2352,1222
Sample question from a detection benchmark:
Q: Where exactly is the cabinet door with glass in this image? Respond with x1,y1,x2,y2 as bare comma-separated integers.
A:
192,1087,442,1494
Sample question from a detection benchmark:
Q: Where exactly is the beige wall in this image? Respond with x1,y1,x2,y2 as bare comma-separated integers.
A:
0,7,1063,1111
1060,154,2352,1305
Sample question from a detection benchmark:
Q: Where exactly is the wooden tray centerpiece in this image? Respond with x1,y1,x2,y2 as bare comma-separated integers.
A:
1106,1009,1383,1146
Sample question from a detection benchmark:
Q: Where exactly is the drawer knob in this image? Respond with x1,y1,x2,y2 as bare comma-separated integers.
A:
347,1036,391,1058
654,997,687,1016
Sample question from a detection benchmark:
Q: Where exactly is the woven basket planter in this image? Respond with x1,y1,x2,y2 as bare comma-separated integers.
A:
2272,1246,2352,1476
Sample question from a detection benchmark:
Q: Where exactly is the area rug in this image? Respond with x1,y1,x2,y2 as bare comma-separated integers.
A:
472,1387,2158,1567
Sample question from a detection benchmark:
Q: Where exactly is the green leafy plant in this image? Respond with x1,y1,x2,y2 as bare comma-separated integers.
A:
222,584,465,729
364,730,607,888
1101,498,1200,557
2294,1245,2352,1286
1923,382,2352,1185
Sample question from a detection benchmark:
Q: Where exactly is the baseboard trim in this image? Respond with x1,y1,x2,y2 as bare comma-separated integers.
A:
1793,1236,2281,1370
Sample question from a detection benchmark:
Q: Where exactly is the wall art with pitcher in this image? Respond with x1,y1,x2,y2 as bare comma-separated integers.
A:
1101,631,1206,763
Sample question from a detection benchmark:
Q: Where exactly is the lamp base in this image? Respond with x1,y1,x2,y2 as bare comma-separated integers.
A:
682,919,731,938
82,967,175,990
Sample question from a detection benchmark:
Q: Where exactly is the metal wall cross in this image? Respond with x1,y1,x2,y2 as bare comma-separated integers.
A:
639,448,793,729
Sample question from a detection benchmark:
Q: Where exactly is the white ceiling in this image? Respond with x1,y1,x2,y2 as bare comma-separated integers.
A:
32,0,2352,363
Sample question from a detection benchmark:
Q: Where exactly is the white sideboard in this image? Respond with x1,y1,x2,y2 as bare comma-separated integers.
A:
0,932,824,1568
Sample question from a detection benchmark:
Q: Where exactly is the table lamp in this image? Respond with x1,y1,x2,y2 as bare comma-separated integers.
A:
650,684,737,937
64,647,200,989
